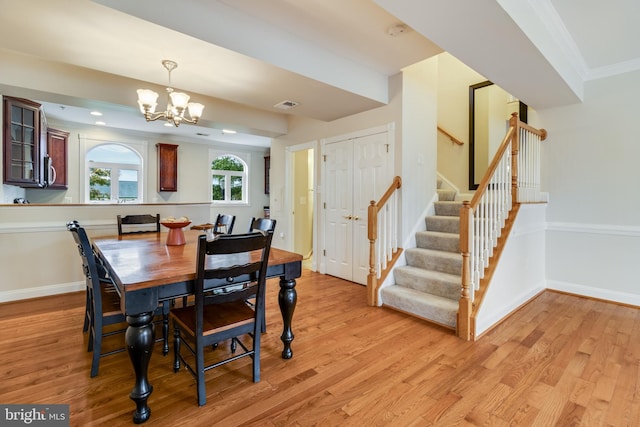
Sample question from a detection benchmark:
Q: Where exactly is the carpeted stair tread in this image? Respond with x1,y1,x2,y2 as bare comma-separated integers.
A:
405,247,462,276
381,286,457,328
415,230,459,253
393,266,460,300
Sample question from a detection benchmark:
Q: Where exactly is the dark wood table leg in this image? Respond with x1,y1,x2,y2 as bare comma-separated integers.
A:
278,278,297,359
125,312,155,424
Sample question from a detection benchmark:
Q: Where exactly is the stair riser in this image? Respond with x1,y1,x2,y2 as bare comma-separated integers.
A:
434,202,463,216
381,287,457,328
394,269,460,300
425,217,459,234
405,250,461,276
415,233,459,253
437,189,457,201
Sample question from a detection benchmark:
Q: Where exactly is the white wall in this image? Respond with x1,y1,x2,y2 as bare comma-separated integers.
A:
401,58,439,239
436,53,485,193
475,204,547,336
538,69,640,304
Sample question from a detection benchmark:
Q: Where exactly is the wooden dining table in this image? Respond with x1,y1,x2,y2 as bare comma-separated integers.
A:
92,229,302,424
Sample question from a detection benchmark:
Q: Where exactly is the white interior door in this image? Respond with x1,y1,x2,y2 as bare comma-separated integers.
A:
324,140,353,280
324,127,393,284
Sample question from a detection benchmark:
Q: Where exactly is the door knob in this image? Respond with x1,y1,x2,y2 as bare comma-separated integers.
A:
344,215,353,220
353,216,360,221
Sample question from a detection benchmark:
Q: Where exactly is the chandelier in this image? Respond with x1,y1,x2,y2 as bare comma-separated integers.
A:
137,60,205,127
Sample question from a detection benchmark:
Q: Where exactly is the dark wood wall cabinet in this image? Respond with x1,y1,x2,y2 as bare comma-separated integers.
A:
3,96,43,187
3,96,68,189
157,143,178,192
46,128,69,189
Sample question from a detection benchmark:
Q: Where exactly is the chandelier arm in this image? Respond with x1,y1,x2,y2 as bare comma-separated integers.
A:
142,111,169,122
180,116,199,124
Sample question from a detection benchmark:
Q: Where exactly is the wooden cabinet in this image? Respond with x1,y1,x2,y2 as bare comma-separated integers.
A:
157,143,178,192
46,128,69,189
3,96,43,187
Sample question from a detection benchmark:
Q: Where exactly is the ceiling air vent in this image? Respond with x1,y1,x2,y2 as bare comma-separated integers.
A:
274,100,299,110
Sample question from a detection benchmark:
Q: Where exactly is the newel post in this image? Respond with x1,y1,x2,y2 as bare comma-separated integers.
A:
367,201,378,306
458,201,473,340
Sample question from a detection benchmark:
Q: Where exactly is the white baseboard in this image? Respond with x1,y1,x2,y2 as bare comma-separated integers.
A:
0,281,84,303
546,280,640,307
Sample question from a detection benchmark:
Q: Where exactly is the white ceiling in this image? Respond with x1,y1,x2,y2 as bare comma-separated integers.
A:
0,0,638,146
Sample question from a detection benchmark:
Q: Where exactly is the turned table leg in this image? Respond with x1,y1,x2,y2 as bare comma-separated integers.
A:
125,312,155,424
278,278,297,359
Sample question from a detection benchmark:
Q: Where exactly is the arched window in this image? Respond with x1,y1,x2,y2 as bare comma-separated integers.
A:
86,144,143,203
210,153,248,204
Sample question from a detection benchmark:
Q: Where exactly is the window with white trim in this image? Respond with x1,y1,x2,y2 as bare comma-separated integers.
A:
210,152,249,205
86,143,143,203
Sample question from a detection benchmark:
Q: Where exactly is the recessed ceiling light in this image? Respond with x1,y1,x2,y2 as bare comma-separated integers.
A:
222,129,237,134
95,121,106,126
164,122,173,127
90,111,103,116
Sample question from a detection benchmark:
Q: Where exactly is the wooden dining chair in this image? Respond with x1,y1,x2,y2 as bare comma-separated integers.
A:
117,214,160,235
248,217,277,234
68,222,171,377
67,220,114,333
170,231,273,406
213,213,236,235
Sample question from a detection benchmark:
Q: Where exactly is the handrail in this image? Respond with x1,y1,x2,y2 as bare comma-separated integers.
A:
458,113,547,340
374,176,402,212
520,121,547,140
438,126,464,146
469,126,516,207
367,176,402,306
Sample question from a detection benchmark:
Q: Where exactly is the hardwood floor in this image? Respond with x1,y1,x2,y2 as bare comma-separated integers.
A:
0,270,638,426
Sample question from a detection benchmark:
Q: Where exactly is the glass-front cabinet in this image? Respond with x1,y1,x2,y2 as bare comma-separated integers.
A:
3,96,43,187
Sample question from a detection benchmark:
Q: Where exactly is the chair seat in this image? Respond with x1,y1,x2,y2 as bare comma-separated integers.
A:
171,301,254,337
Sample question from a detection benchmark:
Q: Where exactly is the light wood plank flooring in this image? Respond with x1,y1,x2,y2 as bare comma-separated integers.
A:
0,270,638,426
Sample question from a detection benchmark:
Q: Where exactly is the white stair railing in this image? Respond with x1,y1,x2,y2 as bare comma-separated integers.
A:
459,114,547,340
517,122,548,203
367,176,402,306
470,143,513,296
